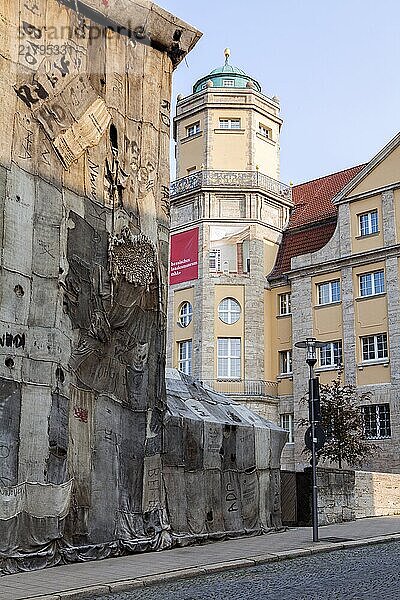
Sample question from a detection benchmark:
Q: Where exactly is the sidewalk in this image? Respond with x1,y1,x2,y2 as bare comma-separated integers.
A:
2,516,400,600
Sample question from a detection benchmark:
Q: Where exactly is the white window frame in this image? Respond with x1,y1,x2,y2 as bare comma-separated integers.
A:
178,301,193,328
319,341,342,369
361,333,388,363
280,413,294,444
317,279,341,305
361,404,391,439
209,249,221,272
278,293,291,316
359,209,378,237
259,123,272,139
186,121,200,137
217,338,241,379
359,270,385,297
219,118,241,130
178,340,192,375
218,297,241,325
279,350,293,375
223,79,235,87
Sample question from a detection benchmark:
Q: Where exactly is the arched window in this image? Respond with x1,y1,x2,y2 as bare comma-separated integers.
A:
178,301,193,327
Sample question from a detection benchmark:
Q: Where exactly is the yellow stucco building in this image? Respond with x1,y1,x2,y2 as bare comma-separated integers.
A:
167,52,400,473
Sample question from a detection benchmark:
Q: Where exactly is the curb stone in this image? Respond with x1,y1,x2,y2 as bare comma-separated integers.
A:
141,568,208,585
270,548,312,559
309,543,340,554
203,559,255,574
107,580,145,593
19,533,400,600
240,554,279,565
58,586,110,599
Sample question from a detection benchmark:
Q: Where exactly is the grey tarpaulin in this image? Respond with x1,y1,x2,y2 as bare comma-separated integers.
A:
163,370,287,541
0,0,286,576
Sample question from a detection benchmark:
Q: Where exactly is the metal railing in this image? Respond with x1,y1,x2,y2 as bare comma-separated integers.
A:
170,170,292,202
199,379,278,397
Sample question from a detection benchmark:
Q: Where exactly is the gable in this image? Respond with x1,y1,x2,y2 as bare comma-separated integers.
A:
346,141,400,198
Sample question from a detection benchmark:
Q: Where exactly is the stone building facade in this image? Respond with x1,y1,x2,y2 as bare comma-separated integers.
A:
168,53,400,474
275,135,400,473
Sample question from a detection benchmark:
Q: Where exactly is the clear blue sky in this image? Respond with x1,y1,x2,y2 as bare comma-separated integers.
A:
158,0,400,185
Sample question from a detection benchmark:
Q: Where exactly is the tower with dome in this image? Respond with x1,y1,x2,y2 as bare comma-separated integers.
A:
167,50,293,422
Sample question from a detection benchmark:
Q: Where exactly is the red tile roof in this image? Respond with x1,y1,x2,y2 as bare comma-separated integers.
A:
289,164,366,229
269,164,366,279
270,220,337,278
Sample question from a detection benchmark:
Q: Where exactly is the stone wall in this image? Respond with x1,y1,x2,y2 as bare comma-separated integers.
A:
316,469,356,525
315,468,400,525
354,470,400,519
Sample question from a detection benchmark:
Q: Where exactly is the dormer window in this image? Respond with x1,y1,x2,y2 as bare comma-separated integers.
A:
223,79,235,87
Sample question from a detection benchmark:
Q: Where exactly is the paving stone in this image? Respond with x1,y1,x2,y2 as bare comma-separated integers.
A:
91,540,400,600
2,517,400,600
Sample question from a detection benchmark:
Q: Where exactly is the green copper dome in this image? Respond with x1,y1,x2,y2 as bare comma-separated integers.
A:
193,49,261,93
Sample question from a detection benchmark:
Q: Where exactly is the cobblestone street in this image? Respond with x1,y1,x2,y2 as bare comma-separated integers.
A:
94,540,400,600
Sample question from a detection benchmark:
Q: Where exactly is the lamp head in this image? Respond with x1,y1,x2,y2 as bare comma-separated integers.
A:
304,337,316,366
295,337,324,367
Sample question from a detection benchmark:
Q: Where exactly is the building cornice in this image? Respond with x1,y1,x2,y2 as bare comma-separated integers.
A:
177,86,280,108
58,0,202,66
175,95,282,125
287,243,400,281
341,181,400,204
170,218,285,236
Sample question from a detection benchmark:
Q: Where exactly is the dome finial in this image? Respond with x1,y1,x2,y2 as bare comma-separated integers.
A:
224,47,231,65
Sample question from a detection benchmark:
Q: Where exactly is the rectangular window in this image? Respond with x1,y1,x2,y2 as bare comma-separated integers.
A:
219,118,241,130
279,350,293,375
209,249,221,272
317,279,341,305
359,209,378,237
278,293,291,315
361,333,388,362
178,340,192,375
223,79,235,87
319,341,343,368
362,404,391,439
259,123,272,139
280,413,294,444
186,121,200,137
359,270,385,297
217,338,241,379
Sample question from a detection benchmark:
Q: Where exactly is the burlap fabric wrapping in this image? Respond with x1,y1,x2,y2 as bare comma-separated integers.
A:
0,0,286,575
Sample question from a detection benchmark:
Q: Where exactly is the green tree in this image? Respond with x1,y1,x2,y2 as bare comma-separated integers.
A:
300,377,377,469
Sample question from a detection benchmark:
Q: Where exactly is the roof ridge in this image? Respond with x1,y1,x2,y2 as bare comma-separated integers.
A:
293,163,367,189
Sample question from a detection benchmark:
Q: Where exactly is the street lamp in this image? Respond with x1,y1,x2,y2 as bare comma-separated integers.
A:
295,337,325,542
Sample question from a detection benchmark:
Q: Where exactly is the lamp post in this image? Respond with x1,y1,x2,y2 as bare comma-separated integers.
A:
295,337,324,542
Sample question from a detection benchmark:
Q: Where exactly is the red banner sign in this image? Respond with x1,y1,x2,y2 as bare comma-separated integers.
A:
169,228,199,285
